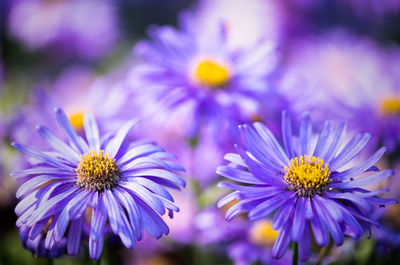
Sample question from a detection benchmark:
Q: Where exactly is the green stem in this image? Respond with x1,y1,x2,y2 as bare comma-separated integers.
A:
90,258,101,265
46,258,54,265
292,243,299,265
316,239,333,265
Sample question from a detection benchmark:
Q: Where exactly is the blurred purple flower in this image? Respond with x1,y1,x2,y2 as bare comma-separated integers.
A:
195,207,245,246
195,207,290,265
194,0,287,48
134,120,230,187
280,32,400,152
161,188,197,244
12,66,132,152
123,187,198,264
19,225,67,258
371,162,400,253
373,205,400,254
130,11,280,146
217,111,397,261
8,0,119,59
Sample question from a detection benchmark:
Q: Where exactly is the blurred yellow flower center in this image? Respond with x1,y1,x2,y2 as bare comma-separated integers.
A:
250,114,264,123
249,220,278,246
68,112,85,130
194,59,230,88
284,155,331,197
381,97,400,115
76,150,120,192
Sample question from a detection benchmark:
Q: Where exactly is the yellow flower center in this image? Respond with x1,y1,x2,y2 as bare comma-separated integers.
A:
194,59,230,88
284,155,331,197
380,97,400,115
75,150,120,192
68,112,85,131
249,220,279,246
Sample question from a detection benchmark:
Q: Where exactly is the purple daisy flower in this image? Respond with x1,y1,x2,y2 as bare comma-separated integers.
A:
217,111,397,261
7,0,119,59
12,66,133,151
130,11,279,145
19,225,67,258
12,108,186,259
279,31,400,152
373,205,400,253
371,162,400,253
194,0,287,48
195,207,291,265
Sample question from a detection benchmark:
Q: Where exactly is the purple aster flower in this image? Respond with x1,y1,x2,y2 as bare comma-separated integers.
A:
12,108,186,259
135,119,230,187
12,66,133,151
161,188,197,244
217,111,397,261
7,0,119,59
130,11,280,145
195,207,290,265
371,162,400,254
227,220,289,265
194,0,287,48
335,46,400,153
19,225,67,258
373,205,400,254
125,188,198,265
279,32,400,152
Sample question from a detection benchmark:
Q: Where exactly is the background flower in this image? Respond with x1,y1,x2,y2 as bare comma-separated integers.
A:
7,0,119,60
278,31,400,153
195,207,291,265
129,11,280,146
11,66,132,152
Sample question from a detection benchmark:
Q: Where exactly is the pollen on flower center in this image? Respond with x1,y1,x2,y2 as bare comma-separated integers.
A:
194,59,230,88
249,220,279,246
380,97,400,115
76,150,120,192
284,155,331,198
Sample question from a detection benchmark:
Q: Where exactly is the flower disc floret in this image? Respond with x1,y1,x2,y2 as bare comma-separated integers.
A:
284,155,331,198
76,150,120,192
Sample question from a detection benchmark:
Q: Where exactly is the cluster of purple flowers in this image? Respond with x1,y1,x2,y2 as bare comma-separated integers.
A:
1,0,400,264
7,0,119,60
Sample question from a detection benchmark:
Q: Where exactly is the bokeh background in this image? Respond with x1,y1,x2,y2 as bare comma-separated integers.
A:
1,0,400,264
